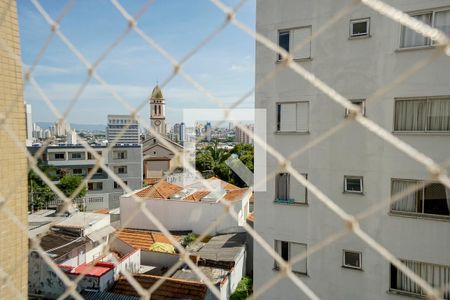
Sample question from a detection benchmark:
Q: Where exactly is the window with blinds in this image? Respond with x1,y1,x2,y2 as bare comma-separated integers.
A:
400,9,450,48
394,97,450,132
276,102,309,132
390,260,450,299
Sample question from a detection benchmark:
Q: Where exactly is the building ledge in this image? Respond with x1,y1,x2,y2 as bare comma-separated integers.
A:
273,199,308,206
389,211,450,222
274,131,310,135
392,131,450,136
387,289,424,299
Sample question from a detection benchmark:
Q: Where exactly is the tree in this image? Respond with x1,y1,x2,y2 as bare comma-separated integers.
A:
28,159,57,211
57,175,87,199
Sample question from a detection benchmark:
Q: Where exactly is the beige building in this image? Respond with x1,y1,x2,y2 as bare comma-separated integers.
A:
0,0,28,297
143,85,183,180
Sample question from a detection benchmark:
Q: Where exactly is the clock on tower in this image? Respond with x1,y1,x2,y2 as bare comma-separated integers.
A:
149,84,166,136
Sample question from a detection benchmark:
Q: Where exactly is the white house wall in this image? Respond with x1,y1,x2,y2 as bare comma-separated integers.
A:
120,197,245,235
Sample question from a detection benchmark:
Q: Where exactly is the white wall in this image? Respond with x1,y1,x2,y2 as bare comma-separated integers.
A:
255,0,450,299
141,250,180,269
120,196,245,235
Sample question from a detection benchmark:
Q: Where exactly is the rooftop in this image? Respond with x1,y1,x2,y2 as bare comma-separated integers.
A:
172,266,229,286
135,181,183,199
53,212,109,229
111,274,207,300
81,291,138,300
37,232,89,259
65,262,114,277
195,233,246,266
115,228,181,251
133,179,250,203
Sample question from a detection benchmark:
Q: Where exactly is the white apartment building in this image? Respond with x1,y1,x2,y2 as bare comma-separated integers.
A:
255,1,450,299
29,144,143,210
106,114,140,145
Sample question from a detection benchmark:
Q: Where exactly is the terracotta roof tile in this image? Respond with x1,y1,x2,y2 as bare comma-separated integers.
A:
112,274,207,300
143,177,161,185
136,180,183,199
115,228,181,250
223,188,250,202
184,191,210,202
94,208,109,214
207,177,240,191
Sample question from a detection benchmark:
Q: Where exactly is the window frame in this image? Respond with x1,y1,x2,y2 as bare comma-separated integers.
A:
277,25,312,61
345,99,366,117
393,96,450,133
398,7,450,50
88,182,103,191
342,250,363,270
113,150,127,160
72,168,83,175
70,152,83,160
390,259,450,298
274,172,308,205
349,18,371,38
114,181,127,189
115,166,127,174
390,178,450,219
54,153,65,160
344,175,364,194
276,101,310,133
274,240,308,275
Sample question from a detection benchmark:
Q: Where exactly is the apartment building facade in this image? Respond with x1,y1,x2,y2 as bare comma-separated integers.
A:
30,144,142,210
106,114,140,145
255,1,450,299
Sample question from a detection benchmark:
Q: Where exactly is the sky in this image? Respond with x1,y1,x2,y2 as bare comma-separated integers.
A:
18,0,256,127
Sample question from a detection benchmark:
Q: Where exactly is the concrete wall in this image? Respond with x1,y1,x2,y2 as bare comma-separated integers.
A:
29,251,66,298
0,1,28,297
141,250,180,269
255,0,450,299
109,238,141,280
120,196,245,234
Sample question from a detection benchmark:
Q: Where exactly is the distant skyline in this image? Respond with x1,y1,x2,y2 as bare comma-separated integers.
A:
18,0,256,127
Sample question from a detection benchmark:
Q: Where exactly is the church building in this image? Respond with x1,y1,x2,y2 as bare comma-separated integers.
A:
142,85,183,181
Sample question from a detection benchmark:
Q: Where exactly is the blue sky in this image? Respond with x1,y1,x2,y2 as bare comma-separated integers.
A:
18,0,256,127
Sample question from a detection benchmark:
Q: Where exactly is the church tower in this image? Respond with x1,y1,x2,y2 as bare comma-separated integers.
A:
149,84,166,136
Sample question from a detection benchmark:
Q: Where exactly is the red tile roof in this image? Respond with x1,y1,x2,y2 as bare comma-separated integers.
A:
184,191,210,202
136,180,183,199
143,177,162,185
115,228,181,250
207,177,240,191
223,188,250,202
66,262,114,278
94,208,109,214
111,274,207,300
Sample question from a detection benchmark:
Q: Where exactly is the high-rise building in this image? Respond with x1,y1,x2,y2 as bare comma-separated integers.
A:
149,85,166,136
25,103,33,146
235,124,254,145
179,122,186,144
106,115,139,145
0,0,28,296
204,122,212,142
255,1,450,299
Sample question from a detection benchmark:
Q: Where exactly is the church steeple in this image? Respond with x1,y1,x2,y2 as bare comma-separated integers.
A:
150,84,166,136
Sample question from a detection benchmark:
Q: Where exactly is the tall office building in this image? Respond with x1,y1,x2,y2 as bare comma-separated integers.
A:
0,0,28,296
255,1,450,299
107,115,140,145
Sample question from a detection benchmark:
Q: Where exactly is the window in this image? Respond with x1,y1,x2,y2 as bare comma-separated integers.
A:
390,259,450,299
114,181,127,189
54,153,65,160
350,18,370,38
274,240,307,274
400,9,450,48
345,99,366,117
391,179,450,217
394,97,450,132
113,150,127,159
276,102,309,132
344,176,363,194
278,26,312,60
72,169,83,175
70,152,83,160
343,250,362,270
88,182,103,191
275,173,307,204
115,166,127,174
87,151,102,160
